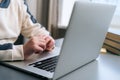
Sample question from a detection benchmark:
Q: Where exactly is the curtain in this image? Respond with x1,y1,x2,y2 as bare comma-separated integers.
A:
26,0,59,39
47,0,59,39
26,0,48,27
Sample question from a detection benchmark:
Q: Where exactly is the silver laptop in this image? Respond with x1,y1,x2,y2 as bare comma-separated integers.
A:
1,1,115,80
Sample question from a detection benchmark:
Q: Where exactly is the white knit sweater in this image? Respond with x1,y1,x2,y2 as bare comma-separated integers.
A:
0,0,49,61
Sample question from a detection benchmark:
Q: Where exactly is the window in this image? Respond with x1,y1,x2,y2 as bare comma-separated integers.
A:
58,0,77,28
59,0,120,29
59,0,90,28
91,0,120,29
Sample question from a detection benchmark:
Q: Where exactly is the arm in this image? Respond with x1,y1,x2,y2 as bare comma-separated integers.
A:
20,0,55,59
0,43,24,61
0,0,51,61
21,0,49,38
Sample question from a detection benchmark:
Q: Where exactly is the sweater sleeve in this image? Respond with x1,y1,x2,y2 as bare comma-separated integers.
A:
20,0,49,38
0,0,49,61
0,43,24,61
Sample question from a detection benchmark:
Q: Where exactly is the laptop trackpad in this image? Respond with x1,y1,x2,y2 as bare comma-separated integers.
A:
26,47,61,65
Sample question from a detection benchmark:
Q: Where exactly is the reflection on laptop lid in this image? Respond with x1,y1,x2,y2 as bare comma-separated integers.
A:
0,1,116,80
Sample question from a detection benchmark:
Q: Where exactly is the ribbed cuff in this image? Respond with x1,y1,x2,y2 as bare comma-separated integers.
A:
12,45,24,61
0,50,12,61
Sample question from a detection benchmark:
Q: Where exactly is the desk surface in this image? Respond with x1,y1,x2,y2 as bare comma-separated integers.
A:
59,53,120,80
0,39,120,80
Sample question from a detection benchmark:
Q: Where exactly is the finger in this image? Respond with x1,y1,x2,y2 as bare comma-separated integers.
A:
46,45,55,51
46,40,55,51
37,35,55,51
38,41,46,50
45,36,55,44
47,40,54,48
34,45,44,54
45,36,51,44
38,39,46,43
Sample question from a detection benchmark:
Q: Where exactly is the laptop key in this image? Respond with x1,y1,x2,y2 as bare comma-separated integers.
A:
29,56,59,73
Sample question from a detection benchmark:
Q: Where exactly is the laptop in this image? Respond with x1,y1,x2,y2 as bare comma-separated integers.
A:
0,1,116,80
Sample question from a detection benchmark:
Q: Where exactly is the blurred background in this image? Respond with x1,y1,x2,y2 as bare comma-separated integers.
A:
15,0,120,45
26,0,120,39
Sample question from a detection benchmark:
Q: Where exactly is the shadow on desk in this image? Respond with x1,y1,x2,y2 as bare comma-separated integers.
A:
59,60,99,80
0,64,41,80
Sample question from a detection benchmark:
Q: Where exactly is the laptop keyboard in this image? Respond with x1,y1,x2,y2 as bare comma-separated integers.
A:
29,56,59,73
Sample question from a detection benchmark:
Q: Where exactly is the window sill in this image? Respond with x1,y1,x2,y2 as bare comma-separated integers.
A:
109,26,120,35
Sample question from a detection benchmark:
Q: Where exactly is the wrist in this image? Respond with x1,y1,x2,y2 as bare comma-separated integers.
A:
23,45,33,59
